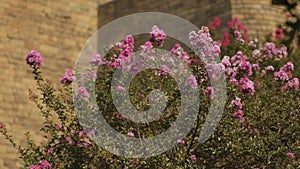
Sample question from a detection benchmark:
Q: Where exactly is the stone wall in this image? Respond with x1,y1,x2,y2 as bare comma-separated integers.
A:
0,0,110,168
231,0,285,42
0,0,286,168
98,0,231,30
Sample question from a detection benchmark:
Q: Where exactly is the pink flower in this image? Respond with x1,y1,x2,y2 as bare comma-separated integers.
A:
232,97,242,109
237,23,244,30
281,83,288,92
113,35,135,68
286,12,292,18
227,21,233,29
119,35,134,52
221,56,231,68
47,148,54,155
232,17,239,27
60,69,74,84
288,78,299,90
240,77,255,95
116,113,126,120
204,86,214,99
176,139,185,145
29,165,42,169
150,25,166,45
276,45,288,59
243,33,249,42
252,64,260,71
274,28,284,39
116,85,126,92
40,160,52,169
65,136,73,145
127,132,134,137
231,51,247,66
0,122,4,129
111,61,119,68
265,65,275,71
186,75,198,89
77,86,90,99
274,70,290,81
78,130,87,138
239,61,253,76
190,154,197,161
222,32,231,47
161,65,169,76
84,140,92,148
171,43,189,61
85,72,97,79
286,152,295,159
189,27,220,62
140,41,153,51
232,109,244,119
56,124,62,129
26,50,43,67
281,61,294,71
89,53,106,66
206,63,225,81
208,17,220,30
230,78,239,86
234,29,242,40
89,130,96,135
252,49,261,58
263,42,277,59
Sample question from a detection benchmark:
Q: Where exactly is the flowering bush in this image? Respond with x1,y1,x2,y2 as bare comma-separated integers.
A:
1,22,300,169
272,0,300,53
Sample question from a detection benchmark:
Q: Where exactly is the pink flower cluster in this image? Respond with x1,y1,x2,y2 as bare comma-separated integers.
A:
0,122,5,129
222,51,255,96
176,139,185,145
227,17,249,42
286,152,295,159
240,77,255,96
208,17,220,30
65,130,93,148
127,131,134,137
222,32,231,48
26,50,43,67
140,41,153,53
221,17,249,47
274,62,299,92
111,35,135,68
76,130,92,148
190,154,197,161
89,53,106,66
186,75,198,89
170,43,190,61
29,160,52,169
60,69,74,84
77,86,90,99
232,96,242,109
271,28,284,39
204,86,214,100
231,97,245,120
232,109,244,119
150,25,166,45
205,63,225,81
189,26,221,63
262,42,287,60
